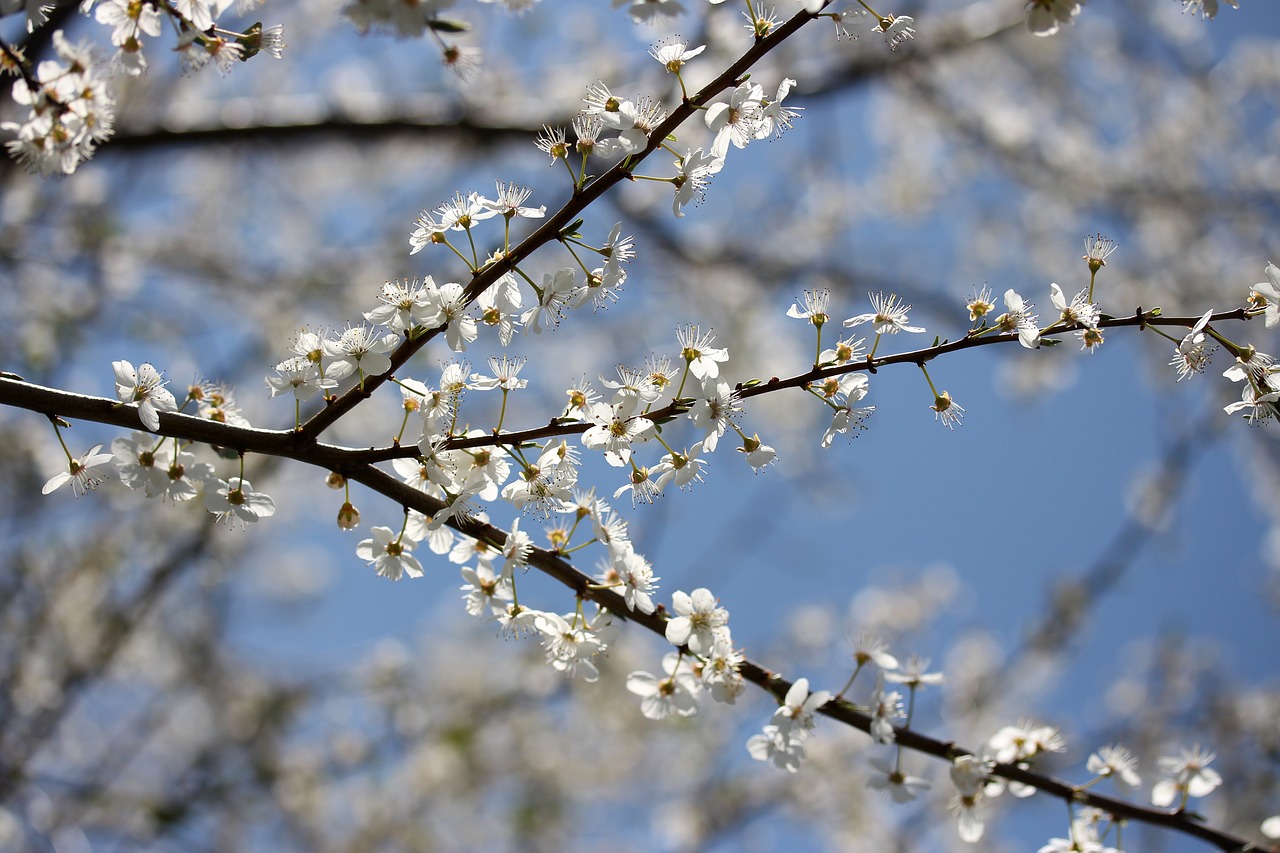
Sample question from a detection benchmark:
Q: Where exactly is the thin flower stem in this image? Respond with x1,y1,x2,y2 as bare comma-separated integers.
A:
834,661,864,700
867,331,882,361
918,363,939,397
49,419,73,462
854,0,889,26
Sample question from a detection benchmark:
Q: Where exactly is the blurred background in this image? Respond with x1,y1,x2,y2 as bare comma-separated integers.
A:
1,0,1278,850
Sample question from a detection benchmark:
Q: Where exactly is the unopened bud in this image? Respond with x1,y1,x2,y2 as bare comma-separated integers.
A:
336,501,360,530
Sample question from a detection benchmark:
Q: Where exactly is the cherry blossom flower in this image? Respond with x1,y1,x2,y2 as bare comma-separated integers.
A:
581,401,655,467
440,43,483,81
157,448,214,503
746,724,805,772
786,288,831,327
948,792,988,843
521,267,577,334
365,277,436,333
649,38,705,73
494,601,541,639
884,654,944,690
595,95,665,157
931,390,965,430
1083,232,1118,270
112,432,171,497
626,652,701,720
322,326,398,383
480,180,546,221
1087,744,1142,792
600,221,636,274
1049,283,1101,331
460,562,512,619
204,477,276,526
867,756,931,803
356,526,423,581
615,464,662,506
772,677,831,739
94,0,163,75
641,354,678,396
571,113,603,157
688,379,741,452
469,355,529,392
534,124,568,162
988,719,1065,764
736,433,777,472
831,6,868,39
1151,744,1222,807
700,630,746,703
43,443,113,496
876,15,916,50
534,611,619,682
475,275,523,345
671,148,722,217
996,289,1042,348
501,459,573,516
597,543,658,614
868,674,904,743
844,291,925,335
343,0,433,38
1171,310,1216,380
851,631,899,672
421,280,478,352
821,373,875,446
266,356,326,400
1223,349,1274,385
436,190,497,233
653,442,708,492
951,754,996,797
601,364,664,409
1039,818,1113,853
665,587,729,654
756,77,801,140
113,360,178,432
677,324,729,380
1247,262,1280,328
1026,0,1085,37
819,334,867,366
967,285,996,323
581,81,631,129
706,80,764,160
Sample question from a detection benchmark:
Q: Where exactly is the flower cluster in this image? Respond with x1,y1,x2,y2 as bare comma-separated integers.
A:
2,4,283,174
1163,264,1280,423
44,363,276,528
629,587,744,719
2,31,112,176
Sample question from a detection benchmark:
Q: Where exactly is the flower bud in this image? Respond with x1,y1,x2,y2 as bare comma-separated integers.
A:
336,501,360,530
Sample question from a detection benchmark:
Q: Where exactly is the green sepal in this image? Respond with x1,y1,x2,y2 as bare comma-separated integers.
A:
427,18,471,34
236,23,263,60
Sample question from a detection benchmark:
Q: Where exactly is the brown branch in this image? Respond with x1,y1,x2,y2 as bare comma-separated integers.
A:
315,306,1256,465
